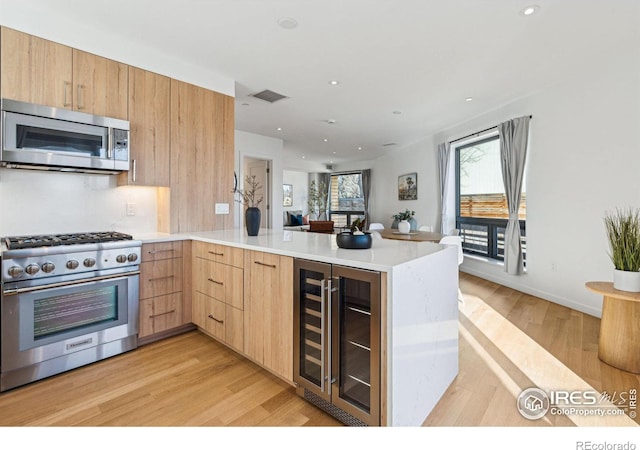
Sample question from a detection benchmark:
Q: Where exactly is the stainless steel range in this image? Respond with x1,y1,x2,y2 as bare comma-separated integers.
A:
0,231,141,392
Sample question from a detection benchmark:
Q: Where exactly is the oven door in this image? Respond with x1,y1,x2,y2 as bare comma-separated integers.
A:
1,273,139,373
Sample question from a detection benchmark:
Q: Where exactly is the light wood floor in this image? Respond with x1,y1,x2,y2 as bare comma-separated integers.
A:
0,272,638,427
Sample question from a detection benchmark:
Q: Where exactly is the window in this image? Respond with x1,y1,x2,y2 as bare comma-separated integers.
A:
329,172,365,228
456,135,526,262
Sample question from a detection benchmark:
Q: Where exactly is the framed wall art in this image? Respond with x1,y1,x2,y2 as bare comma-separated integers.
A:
398,173,417,200
283,184,293,206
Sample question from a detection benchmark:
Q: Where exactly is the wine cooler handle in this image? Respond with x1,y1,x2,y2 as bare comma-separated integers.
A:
320,278,326,393
329,277,339,385
326,277,333,389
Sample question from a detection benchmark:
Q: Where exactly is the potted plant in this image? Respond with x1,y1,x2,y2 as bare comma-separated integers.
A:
604,207,640,292
235,175,264,236
391,209,417,231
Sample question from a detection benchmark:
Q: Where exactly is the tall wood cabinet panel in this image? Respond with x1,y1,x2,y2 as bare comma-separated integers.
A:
244,250,294,383
72,49,128,120
118,67,170,186
170,79,234,233
0,27,128,119
1,27,73,109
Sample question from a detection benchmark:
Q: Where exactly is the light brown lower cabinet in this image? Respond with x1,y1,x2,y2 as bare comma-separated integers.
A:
243,250,294,383
192,243,244,352
138,241,192,344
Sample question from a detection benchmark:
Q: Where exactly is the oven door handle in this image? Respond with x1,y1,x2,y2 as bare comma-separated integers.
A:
2,271,140,296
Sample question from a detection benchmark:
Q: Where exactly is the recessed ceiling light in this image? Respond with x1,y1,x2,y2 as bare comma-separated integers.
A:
302,156,306,159
358,146,363,150
323,138,328,142
277,17,298,29
276,127,282,131
465,97,473,102
329,80,340,86
327,119,336,124
332,151,337,154
329,160,334,164
520,5,540,16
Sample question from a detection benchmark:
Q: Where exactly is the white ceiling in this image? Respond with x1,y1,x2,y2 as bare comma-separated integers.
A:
3,0,639,167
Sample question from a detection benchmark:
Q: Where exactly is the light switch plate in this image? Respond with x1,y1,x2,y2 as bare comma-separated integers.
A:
215,203,230,214
126,203,136,216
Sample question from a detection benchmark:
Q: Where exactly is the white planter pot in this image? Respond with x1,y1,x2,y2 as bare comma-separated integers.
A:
613,269,640,292
398,220,410,234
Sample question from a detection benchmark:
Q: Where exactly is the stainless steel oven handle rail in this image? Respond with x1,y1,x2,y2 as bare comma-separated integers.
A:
2,271,140,296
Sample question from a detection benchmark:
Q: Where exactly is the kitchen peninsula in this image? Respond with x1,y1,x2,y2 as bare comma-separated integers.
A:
139,229,459,426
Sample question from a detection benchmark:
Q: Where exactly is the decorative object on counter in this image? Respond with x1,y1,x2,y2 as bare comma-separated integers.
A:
336,231,373,249
391,209,417,231
283,184,293,206
350,218,366,233
604,207,640,292
398,172,417,200
397,219,411,234
308,179,329,220
234,175,264,236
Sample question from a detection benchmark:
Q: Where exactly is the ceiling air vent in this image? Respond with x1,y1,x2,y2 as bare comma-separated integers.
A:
250,89,288,103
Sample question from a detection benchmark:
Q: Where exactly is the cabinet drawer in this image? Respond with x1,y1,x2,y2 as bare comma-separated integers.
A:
140,258,183,299
192,241,243,268
193,259,243,310
193,291,225,342
141,241,183,262
139,293,183,338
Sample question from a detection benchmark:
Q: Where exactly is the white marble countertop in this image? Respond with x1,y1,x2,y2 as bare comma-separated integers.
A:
133,228,447,272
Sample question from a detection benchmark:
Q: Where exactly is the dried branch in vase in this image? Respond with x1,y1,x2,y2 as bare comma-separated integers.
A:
234,175,264,208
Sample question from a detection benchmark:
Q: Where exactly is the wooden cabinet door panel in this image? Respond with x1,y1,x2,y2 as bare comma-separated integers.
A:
194,291,225,341
141,241,183,262
139,298,154,338
140,258,183,299
122,67,170,186
225,306,244,352
1,27,73,108
192,241,243,268
152,293,183,334
72,49,128,119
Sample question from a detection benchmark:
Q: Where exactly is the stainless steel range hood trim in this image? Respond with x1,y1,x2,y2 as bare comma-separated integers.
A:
1,162,121,175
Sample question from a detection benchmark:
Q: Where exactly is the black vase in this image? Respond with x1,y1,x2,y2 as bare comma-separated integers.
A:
245,207,261,236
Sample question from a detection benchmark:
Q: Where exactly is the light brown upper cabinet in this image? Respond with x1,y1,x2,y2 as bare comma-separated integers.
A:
1,27,73,109
1,27,128,120
170,79,234,233
118,67,170,186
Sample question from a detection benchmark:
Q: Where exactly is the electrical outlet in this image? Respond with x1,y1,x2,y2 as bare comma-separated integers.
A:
215,203,230,214
126,203,136,216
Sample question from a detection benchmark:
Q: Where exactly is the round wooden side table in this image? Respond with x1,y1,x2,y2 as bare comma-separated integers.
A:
585,281,640,373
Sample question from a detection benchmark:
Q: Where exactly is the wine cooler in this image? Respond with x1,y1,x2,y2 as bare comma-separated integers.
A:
293,258,381,426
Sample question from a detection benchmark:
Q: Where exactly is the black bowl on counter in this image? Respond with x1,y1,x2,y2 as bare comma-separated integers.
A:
336,231,373,249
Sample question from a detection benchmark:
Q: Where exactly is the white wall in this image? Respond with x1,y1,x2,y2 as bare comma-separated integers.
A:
427,48,640,318
235,130,284,230
0,169,158,236
283,170,309,216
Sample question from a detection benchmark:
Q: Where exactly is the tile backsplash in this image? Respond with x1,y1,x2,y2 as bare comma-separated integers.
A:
0,168,158,236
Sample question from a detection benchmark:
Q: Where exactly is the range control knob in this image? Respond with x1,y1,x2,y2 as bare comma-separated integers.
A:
41,262,56,273
83,258,96,268
8,265,24,278
25,264,40,275
66,260,79,270
127,253,138,262
116,254,127,263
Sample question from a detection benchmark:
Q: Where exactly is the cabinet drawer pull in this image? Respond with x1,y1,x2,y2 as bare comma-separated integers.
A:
63,81,71,107
76,84,84,110
208,251,224,256
207,278,223,286
254,261,277,269
150,309,176,318
148,275,174,282
207,314,224,324
148,249,176,255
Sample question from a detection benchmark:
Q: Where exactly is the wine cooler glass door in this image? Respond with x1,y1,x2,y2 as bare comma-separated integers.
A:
293,259,332,401
331,265,381,426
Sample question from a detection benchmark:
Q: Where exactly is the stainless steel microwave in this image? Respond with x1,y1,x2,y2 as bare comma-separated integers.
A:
0,99,129,173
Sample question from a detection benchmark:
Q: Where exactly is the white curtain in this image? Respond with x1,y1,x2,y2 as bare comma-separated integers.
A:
437,142,451,234
498,116,530,275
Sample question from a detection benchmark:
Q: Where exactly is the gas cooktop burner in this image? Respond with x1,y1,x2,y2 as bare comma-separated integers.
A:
4,231,133,250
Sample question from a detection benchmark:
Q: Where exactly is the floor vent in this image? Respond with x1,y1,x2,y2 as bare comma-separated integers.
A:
250,89,288,103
